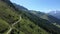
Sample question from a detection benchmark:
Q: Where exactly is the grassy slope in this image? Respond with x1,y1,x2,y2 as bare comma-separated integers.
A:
14,17,49,34
0,18,9,34
0,0,19,24
0,0,19,34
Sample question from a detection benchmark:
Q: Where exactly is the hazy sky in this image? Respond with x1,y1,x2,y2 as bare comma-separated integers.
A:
10,0,60,13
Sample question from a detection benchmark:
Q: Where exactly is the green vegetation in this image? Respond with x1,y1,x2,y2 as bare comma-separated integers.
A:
0,18,9,34
0,0,19,25
14,17,49,34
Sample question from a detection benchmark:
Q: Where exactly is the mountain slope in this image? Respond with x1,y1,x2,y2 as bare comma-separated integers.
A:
30,11,60,24
0,0,49,34
29,10,60,34
0,0,60,34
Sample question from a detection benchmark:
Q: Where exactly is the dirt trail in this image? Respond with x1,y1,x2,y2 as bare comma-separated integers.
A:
6,16,21,34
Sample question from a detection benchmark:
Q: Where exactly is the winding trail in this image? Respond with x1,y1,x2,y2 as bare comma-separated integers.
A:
6,16,21,34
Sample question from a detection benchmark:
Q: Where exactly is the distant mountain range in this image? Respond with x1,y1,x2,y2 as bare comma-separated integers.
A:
48,10,60,19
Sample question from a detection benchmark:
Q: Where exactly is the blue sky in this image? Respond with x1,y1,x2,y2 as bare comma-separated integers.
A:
10,0,60,13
